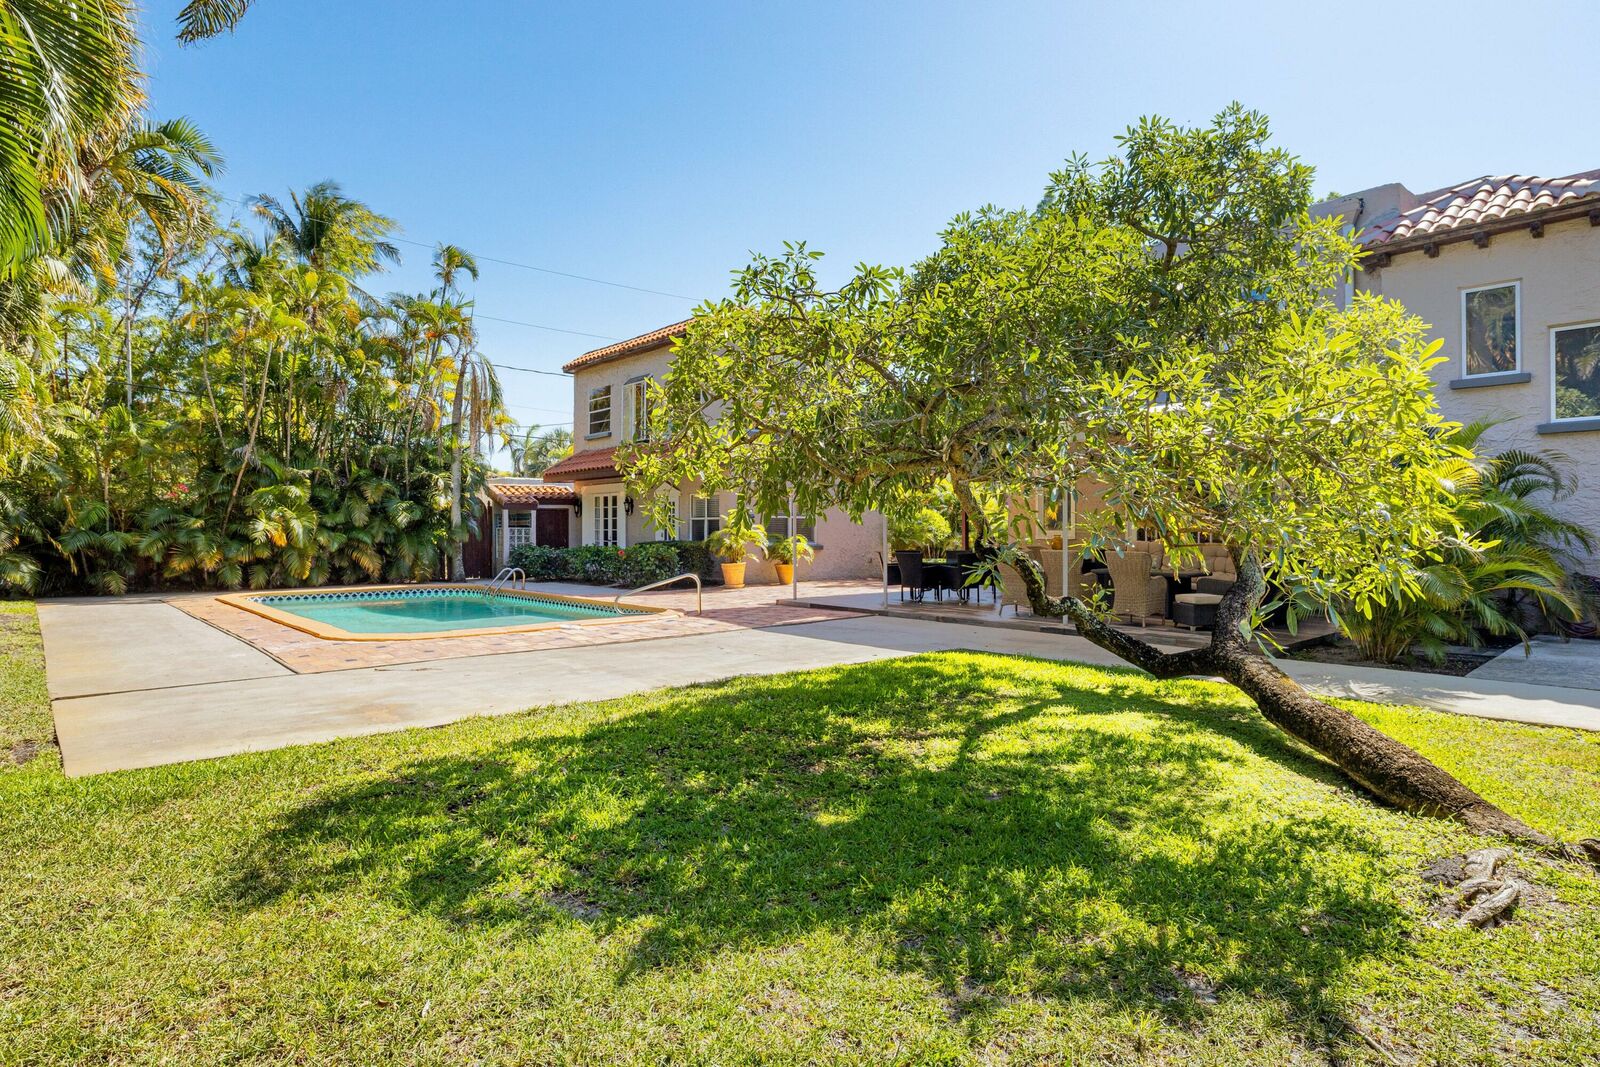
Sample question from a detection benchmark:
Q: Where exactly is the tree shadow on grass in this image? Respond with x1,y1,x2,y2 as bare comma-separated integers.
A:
225,654,1406,1045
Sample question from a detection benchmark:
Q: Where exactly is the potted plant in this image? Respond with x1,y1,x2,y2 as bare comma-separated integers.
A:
766,534,815,585
705,515,767,589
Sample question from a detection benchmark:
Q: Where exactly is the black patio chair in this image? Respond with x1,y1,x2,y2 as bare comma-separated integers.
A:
895,550,937,602
946,549,981,603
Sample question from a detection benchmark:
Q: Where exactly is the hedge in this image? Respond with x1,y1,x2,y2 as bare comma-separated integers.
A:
507,540,717,588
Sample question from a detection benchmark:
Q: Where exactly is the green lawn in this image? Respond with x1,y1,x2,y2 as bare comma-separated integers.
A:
2,602,1598,1065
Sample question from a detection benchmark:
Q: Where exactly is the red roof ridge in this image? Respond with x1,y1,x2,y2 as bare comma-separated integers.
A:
562,320,692,374
486,481,579,506
539,445,621,482
1363,169,1600,249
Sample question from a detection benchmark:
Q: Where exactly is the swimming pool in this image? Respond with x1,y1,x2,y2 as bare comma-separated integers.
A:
218,585,666,640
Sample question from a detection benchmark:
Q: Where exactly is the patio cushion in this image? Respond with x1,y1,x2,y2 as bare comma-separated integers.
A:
1173,592,1224,606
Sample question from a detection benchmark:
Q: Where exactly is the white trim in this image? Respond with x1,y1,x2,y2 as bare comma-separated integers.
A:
1548,318,1600,424
586,385,613,438
585,487,625,548
1460,280,1522,378
687,492,721,542
624,376,652,443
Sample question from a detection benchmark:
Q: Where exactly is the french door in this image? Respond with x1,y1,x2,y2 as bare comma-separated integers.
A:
591,493,621,547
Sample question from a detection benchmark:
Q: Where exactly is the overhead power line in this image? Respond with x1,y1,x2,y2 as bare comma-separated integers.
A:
489,360,571,378
390,236,697,302
217,193,698,302
474,313,617,341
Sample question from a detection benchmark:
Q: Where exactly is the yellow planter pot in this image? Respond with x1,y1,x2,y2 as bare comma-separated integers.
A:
773,563,795,585
720,561,747,588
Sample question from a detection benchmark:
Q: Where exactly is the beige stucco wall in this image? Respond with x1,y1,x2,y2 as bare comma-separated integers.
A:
565,344,880,579
1357,219,1600,567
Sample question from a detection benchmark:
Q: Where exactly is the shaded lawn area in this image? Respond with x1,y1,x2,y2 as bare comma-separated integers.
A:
2,603,1598,1065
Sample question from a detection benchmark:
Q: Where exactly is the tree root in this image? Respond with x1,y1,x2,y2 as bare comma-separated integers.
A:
1458,880,1524,929
1564,838,1600,867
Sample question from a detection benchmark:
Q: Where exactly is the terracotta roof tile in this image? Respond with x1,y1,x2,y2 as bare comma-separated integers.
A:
562,320,691,374
539,445,620,482
1363,170,1600,247
487,482,578,506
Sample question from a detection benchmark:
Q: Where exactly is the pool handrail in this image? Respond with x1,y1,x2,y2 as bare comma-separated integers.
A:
485,567,526,594
614,572,702,615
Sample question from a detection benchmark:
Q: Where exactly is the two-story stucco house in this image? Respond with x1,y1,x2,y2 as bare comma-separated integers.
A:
539,321,881,582
1316,171,1600,567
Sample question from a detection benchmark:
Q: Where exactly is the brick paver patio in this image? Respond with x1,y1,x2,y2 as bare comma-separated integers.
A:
175,579,872,674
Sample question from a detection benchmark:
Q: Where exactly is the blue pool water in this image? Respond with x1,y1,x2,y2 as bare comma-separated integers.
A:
255,589,634,635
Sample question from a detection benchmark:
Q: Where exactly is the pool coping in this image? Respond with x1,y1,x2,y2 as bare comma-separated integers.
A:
215,584,673,641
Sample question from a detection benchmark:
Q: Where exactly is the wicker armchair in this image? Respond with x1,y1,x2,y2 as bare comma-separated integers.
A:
1036,548,1065,598
1106,550,1168,625
997,563,1033,617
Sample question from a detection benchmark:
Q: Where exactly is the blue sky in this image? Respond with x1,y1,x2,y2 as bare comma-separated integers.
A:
138,0,1600,448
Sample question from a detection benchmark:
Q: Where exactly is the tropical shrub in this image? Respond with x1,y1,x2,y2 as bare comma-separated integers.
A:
1336,428,1591,663
766,534,815,565
705,515,767,563
0,175,504,595
617,542,680,586
566,545,625,585
660,539,718,583
888,507,952,554
507,544,573,582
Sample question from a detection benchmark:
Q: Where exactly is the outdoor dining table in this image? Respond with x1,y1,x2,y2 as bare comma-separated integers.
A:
920,559,978,602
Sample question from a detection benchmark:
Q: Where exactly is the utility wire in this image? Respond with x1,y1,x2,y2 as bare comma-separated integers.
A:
392,236,696,301
216,193,697,302
472,313,617,342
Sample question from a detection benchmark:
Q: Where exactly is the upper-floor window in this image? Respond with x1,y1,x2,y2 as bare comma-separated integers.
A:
587,385,612,438
1462,282,1520,376
1552,321,1600,422
625,376,653,442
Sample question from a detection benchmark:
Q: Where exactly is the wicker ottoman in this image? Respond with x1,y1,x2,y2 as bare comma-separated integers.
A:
1172,592,1223,630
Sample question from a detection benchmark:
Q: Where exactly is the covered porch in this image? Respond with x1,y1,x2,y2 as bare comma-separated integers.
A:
484,480,579,566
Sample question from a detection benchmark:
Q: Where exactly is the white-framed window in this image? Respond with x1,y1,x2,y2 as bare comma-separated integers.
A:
587,385,612,438
1461,282,1521,377
1551,321,1600,423
506,510,533,551
1039,486,1067,532
688,494,721,541
591,492,621,547
625,376,653,442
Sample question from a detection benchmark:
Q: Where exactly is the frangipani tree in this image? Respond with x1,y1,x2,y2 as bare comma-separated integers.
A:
625,106,1597,860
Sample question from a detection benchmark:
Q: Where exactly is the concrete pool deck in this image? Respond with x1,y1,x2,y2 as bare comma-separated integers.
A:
39,591,1600,777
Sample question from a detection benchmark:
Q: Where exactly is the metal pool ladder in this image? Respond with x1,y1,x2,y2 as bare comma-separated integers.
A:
615,572,702,615
485,567,526,593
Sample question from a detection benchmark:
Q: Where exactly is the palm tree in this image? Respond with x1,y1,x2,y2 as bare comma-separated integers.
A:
0,0,141,273
175,0,255,43
248,181,399,296
510,424,573,476
424,244,505,578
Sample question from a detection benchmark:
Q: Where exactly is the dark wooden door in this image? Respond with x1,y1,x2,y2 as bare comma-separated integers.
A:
536,508,570,548
460,503,494,578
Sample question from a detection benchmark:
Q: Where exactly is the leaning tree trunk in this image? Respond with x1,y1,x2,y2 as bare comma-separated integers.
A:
1008,548,1598,862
